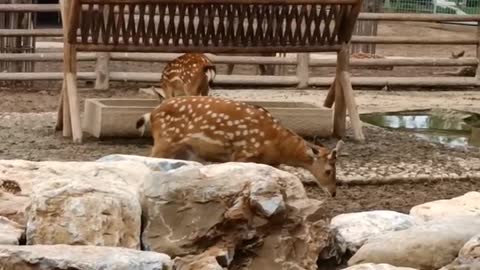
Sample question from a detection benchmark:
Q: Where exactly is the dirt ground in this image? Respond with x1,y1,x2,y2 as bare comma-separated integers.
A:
0,21,479,219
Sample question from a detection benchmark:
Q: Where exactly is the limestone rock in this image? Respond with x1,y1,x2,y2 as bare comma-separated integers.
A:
174,245,234,270
142,162,325,269
330,210,416,254
0,217,24,245
348,216,480,270
410,192,480,222
441,234,480,270
344,263,418,270
0,163,36,225
97,154,202,171
0,244,172,270
0,159,152,248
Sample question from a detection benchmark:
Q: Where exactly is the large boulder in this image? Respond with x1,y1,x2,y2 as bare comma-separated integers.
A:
0,217,24,245
410,192,480,222
0,159,151,249
0,244,172,270
142,162,327,270
330,210,416,254
348,216,480,270
97,154,203,171
441,234,480,270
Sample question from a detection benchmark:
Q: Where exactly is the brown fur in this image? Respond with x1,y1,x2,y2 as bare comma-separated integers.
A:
156,53,216,100
137,96,343,197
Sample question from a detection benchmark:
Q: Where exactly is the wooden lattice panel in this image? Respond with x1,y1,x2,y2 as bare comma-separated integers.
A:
68,0,362,52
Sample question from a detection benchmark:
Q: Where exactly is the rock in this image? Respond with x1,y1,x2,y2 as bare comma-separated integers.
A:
441,234,480,270
0,159,152,248
330,210,416,254
174,245,234,270
343,263,418,270
0,217,24,245
348,216,480,270
410,192,480,222
97,154,202,171
0,244,173,270
142,162,325,269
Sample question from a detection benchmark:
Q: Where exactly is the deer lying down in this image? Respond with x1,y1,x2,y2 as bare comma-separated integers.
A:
136,96,343,197
154,53,216,100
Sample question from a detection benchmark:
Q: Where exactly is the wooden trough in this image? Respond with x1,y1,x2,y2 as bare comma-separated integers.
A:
83,98,333,139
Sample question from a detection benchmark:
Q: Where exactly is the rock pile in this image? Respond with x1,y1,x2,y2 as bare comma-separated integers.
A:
0,154,478,270
0,155,330,269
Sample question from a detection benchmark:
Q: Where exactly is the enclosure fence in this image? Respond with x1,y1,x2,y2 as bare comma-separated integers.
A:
0,3,480,89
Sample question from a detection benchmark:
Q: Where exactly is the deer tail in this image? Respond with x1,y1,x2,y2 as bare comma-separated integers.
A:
136,112,151,137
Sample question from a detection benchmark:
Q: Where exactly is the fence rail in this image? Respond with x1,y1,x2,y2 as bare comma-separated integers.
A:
0,4,479,88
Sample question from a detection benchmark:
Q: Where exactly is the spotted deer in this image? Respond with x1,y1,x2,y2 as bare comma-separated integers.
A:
154,53,216,100
136,96,343,197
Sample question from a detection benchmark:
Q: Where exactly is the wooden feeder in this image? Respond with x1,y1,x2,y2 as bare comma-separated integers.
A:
57,0,365,143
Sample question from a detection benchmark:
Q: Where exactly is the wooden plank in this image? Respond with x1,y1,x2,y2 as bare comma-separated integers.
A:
332,46,348,138
1,73,480,87
352,36,479,45
358,12,480,22
0,28,62,36
80,0,361,4
0,4,59,12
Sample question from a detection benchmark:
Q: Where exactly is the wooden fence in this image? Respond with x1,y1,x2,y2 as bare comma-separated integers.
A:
0,3,480,88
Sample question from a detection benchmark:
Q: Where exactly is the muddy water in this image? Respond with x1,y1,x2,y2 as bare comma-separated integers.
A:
360,109,480,148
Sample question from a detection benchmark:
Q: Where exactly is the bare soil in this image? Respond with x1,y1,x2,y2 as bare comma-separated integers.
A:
0,21,479,219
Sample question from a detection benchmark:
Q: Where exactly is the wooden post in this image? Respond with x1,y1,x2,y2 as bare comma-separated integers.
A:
476,21,480,79
339,71,365,142
60,0,82,143
332,45,349,138
94,52,110,90
296,53,309,89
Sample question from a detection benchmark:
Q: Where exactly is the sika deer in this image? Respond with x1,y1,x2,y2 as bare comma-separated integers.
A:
154,53,216,100
136,96,343,197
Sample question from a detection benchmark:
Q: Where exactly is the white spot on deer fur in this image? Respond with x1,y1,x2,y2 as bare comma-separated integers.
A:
227,121,233,126
197,104,203,108
211,113,217,117
175,128,180,133
236,107,241,111
214,130,225,135
252,119,259,123
234,120,240,125
226,133,234,139
243,130,248,136
254,142,260,148
179,105,186,112
188,124,194,130
235,131,241,136
238,125,247,129
234,140,246,147
260,131,265,137
209,126,216,130
206,111,212,115
205,104,210,109
189,133,224,146
250,138,256,143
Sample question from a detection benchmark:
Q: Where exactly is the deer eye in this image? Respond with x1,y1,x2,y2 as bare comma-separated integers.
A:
325,169,332,175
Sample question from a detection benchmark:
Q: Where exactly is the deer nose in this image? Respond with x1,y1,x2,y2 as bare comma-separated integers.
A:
331,191,336,197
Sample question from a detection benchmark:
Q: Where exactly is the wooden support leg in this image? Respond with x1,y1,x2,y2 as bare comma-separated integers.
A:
339,71,365,142
60,0,82,143
333,76,346,138
62,79,72,137
94,52,110,90
55,83,64,131
323,78,336,108
65,73,83,143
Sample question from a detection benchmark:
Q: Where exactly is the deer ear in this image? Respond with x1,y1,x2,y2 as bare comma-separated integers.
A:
328,140,344,161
